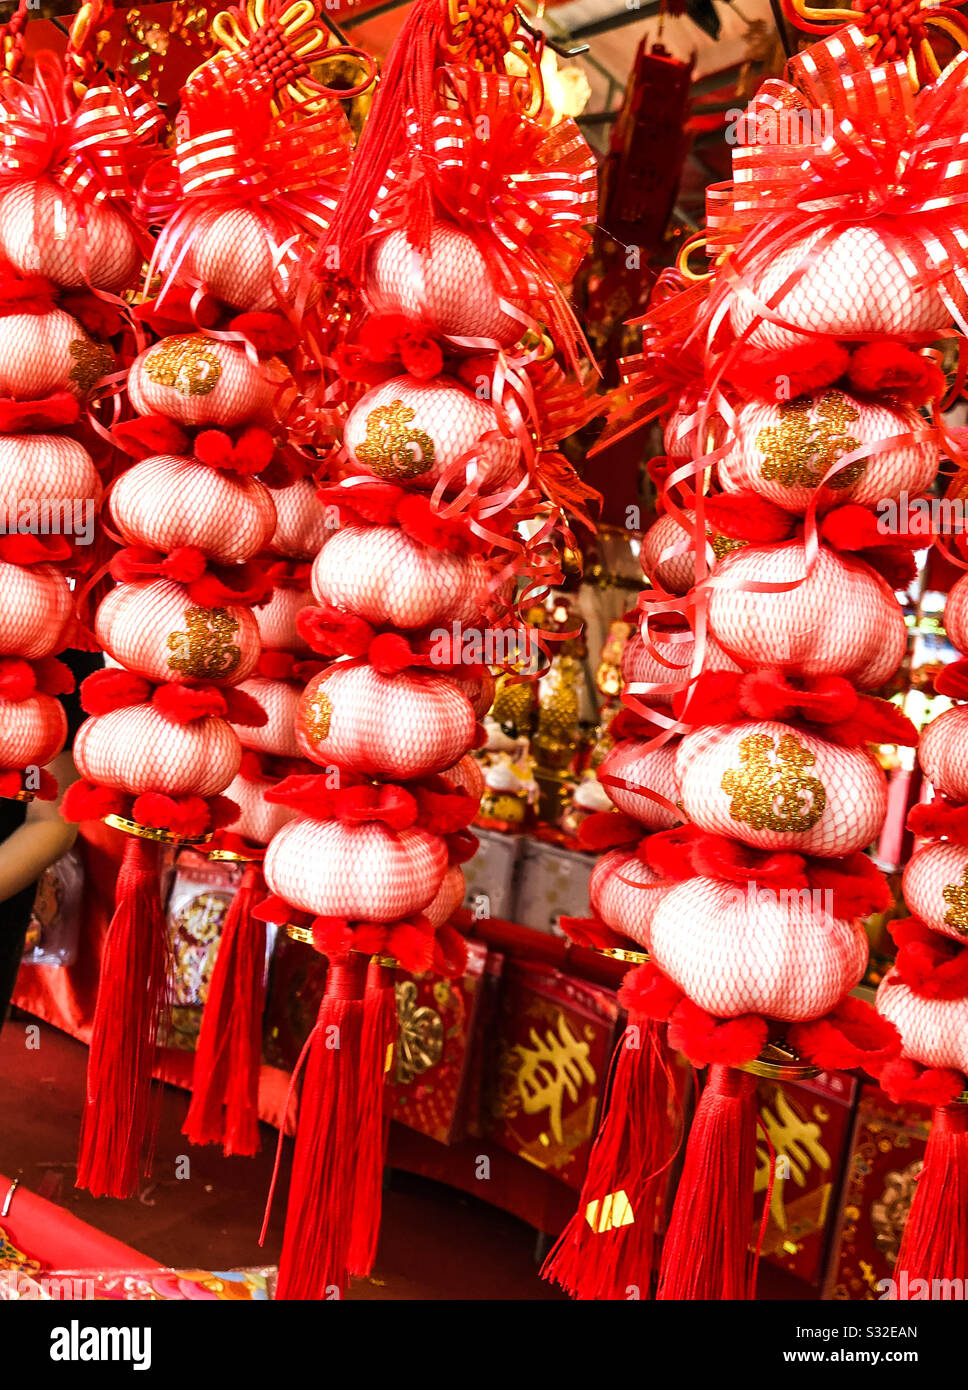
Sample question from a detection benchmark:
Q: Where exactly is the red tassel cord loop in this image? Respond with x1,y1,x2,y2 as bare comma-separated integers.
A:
750,1110,777,1297
893,1104,968,1294
541,1014,677,1301
273,951,369,1300
183,861,266,1157
348,959,398,1279
656,1065,759,1301
76,836,169,1199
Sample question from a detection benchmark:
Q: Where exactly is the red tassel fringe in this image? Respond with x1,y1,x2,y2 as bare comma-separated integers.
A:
183,861,266,1157
542,1015,673,1300
656,1065,758,1300
275,954,369,1299
347,959,398,1278
76,837,169,1199
894,1105,968,1293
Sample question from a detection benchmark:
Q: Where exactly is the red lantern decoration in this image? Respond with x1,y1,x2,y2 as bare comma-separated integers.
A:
549,26,968,1302
874,550,968,1291
259,0,600,1300
61,24,364,1196
0,38,161,806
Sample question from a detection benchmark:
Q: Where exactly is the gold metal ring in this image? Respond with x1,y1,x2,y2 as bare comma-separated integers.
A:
518,326,555,362
104,814,213,846
596,946,650,965
738,1040,820,1082
676,232,713,283
207,848,261,863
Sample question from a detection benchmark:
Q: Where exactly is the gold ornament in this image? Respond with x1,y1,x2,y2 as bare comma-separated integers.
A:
69,339,113,395
144,336,223,397
395,979,444,1084
170,890,232,1010
943,866,968,936
721,732,827,833
480,789,529,823
490,671,536,737
304,687,332,745
533,654,581,770
595,620,630,699
167,607,242,680
756,392,863,491
356,401,436,481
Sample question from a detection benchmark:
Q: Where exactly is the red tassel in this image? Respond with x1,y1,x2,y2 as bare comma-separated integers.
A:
542,1015,673,1300
183,861,266,1156
76,837,169,1199
321,0,443,279
347,959,398,1278
894,1105,968,1293
656,1065,758,1300
275,953,369,1299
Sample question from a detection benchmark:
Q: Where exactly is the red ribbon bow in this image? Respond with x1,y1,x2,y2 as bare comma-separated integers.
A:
707,26,968,330
0,52,164,204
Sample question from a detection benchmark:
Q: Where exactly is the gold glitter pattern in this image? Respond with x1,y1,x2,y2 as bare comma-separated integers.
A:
68,339,114,395
144,335,223,397
304,687,332,744
167,607,242,679
756,391,863,490
709,531,749,560
356,400,436,480
943,867,968,936
721,732,827,832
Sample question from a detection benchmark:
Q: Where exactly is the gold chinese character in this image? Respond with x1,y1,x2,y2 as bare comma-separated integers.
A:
756,391,862,490
513,1013,596,1146
144,335,222,397
721,732,827,833
356,401,436,480
755,1089,831,1230
943,865,968,935
303,687,332,744
69,339,114,395
167,607,242,680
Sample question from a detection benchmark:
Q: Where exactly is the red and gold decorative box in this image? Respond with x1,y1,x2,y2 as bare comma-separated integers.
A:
823,1083,932,1300
390,938,489,1145
483,960,620,1189
752,1069,858,1289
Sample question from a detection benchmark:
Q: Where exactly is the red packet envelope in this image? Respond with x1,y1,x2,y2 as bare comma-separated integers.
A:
484,960,619,1189
751,1069,858,1288
390,938,488,1144
823,1082,932,1300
